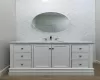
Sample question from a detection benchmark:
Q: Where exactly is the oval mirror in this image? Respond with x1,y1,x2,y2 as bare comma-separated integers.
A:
32,12,70,33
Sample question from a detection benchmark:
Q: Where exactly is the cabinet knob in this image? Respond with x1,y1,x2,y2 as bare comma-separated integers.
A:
49,48,51,50
52,48,54,50
21,48,23,50
79,48,82,50
79,55,82,58
21,55,23,57
21,64,23,66
49,48,54,50
79,64,82,66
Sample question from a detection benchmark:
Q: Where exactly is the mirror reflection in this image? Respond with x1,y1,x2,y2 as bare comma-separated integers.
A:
32,12,70,33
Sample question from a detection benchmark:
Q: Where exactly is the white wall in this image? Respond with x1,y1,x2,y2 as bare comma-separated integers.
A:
96,0,100,61
16,0,95,42
0,0,16,70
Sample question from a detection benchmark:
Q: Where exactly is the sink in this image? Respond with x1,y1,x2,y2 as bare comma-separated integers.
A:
42,40,65,43
42,36,65,43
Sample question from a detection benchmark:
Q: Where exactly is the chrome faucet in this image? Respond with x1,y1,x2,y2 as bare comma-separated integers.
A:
43,36,59,41
50,36,52,40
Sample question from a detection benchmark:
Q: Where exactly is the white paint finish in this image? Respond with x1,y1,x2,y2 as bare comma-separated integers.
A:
14,60,31,68
10,41,94,44
9,43,94,75
93,44,96,63
96,0,100,61
71,44,93,68
34,44,51,68
88,44,94,68
10,44,14,68
31,45,34,68
72,45,90,53
72,53,88,60
16,0,95,42
14,44,32,53
52,45,70,68
14,53,31,60
72,60,88,68
69,45,72,68
42,0,49,2
9,68,94,76
0,0,16,70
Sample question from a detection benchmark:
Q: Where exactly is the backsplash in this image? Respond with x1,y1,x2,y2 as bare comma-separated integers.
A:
16,0,95,42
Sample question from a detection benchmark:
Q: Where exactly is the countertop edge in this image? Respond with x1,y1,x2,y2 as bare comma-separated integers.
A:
10,41,95,44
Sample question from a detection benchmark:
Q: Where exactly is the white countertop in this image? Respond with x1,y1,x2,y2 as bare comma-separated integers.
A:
10,41,94,44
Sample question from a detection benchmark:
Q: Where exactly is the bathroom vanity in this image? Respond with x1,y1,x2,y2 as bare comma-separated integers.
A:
9,41,94,76
10,0,95,76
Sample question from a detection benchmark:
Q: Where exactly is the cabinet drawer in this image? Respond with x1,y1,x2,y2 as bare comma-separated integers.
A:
14,60,31,68
72,45,89,53
14,53,31,60
14,44,31,53
72,60,88,68
72,53,88,59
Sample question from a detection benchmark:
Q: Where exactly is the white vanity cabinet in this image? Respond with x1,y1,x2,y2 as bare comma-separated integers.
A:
34,44,70,68
72,45,90,68
34,44,51,68
9,42,94,76
13,44,32,68
33,44,69,68
52,45,70,68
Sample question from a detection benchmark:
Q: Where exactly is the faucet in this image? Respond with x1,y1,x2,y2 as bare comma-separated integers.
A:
43,36,59,41
50,36,52,40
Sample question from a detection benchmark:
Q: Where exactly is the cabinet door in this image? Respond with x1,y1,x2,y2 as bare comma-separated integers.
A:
34,44,51,68
52,45,70,68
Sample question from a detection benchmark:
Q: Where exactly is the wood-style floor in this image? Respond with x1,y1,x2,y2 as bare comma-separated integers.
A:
0,63,100,80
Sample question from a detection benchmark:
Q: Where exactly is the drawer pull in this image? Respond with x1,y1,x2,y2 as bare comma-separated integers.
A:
79,64,82,66
79,55,82,58
21,64,23,66
49,48,52,50
21,55,23,57
21,48,24,50
52,48,54,50
79,48,82,50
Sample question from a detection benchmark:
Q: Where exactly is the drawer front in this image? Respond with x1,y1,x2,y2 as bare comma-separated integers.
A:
72,45,89,53
14,60,31,68
72,53,88,59
72,60,88,68
14,53,31,60
14,44,32,53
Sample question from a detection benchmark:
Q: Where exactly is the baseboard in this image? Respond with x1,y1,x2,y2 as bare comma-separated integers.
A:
93,60,100,64
9,68,94,76
0,66,9,77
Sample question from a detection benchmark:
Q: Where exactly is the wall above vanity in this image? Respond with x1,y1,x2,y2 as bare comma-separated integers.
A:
16,0,95,42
